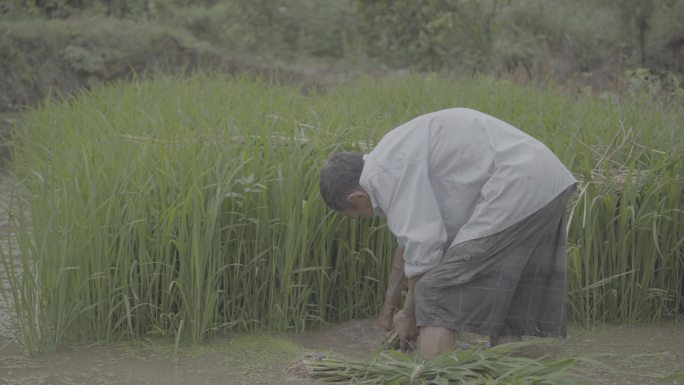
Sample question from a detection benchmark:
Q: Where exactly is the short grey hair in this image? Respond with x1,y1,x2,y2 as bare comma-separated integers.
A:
319,152,364,211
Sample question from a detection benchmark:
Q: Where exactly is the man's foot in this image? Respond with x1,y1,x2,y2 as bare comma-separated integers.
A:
418,326,455,359
489,335,522,347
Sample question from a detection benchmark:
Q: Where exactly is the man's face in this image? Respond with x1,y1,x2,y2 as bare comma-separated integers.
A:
340,190,374,218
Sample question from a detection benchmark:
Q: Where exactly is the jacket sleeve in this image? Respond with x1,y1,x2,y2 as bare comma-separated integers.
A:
372,163,447,278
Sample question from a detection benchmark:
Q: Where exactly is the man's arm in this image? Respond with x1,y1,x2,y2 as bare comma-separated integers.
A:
393,274,422,350
376,247,407,331
376,247,422,352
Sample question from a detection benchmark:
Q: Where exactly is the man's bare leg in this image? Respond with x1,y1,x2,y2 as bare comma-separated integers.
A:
418,326,455,359
376,247,406,331
489,335,521,346
395,274,455,357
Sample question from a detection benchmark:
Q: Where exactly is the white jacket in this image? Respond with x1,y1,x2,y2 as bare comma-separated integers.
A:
359,108,576,278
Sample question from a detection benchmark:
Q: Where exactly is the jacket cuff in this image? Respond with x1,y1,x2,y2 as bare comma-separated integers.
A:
403,250,442,278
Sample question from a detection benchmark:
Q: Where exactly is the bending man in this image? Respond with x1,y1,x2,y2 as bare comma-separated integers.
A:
319,108,577,358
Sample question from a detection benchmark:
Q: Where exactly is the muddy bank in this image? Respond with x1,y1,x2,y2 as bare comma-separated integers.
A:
0,18,355,114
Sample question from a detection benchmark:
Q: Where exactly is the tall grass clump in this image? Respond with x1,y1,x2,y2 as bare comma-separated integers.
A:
2,74,396,353
1,73,682,354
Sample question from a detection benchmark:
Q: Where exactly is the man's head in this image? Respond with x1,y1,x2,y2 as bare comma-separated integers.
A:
319,152,374,218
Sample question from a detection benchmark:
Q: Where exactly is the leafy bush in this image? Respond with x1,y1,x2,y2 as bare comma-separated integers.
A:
183,0,359,60
356,0,502,71
61,45,103,74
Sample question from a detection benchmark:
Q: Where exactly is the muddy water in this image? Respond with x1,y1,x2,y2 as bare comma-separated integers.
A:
0,333,317,385
555,323,684,384
1,320,683,385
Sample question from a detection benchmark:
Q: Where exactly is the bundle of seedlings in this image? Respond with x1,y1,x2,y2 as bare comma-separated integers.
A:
299,343,599,385
382,328,402,350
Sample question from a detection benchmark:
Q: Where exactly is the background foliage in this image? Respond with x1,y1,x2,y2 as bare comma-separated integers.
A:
2,0,683,82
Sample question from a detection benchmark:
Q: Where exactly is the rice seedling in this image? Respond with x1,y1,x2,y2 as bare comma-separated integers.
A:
300,343,601,384
0,72,681,355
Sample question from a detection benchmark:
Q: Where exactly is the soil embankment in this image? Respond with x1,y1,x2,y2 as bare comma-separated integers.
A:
0,18,337,115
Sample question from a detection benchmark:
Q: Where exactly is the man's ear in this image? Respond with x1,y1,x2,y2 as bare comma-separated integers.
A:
346,189,368,202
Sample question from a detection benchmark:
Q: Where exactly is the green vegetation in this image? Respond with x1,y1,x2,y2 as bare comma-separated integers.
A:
1,74,682,355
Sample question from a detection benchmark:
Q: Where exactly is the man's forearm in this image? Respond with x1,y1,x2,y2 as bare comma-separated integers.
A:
381,247,407,313
392,273,422,347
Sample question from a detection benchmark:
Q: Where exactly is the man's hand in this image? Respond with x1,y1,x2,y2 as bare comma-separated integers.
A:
376,307,395,331
393,308,418,351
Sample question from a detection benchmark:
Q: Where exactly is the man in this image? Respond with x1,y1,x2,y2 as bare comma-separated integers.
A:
319,108,577,358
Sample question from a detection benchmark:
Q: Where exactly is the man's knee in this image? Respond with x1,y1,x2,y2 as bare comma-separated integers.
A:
418,326,455,359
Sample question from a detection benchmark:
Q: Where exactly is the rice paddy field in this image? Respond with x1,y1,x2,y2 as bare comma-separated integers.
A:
0,73,683,384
